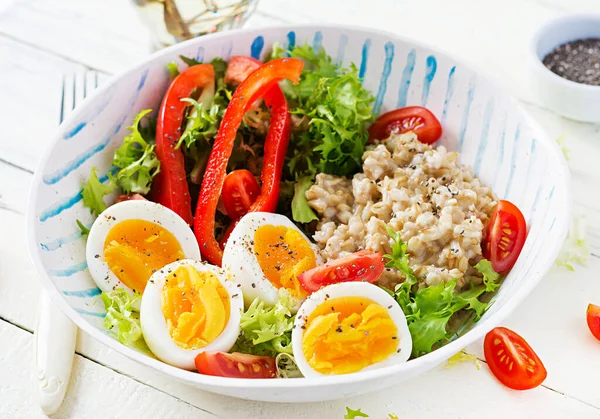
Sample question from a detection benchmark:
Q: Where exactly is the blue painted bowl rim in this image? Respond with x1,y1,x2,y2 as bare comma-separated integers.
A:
27,23,571,390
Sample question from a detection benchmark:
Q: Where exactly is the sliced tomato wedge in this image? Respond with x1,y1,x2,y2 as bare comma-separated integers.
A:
368,106,442,144
587,304,600,341
483,200,527,275
195,351,277,378
297,250,384,293
225,56,262,85
222,169,260,220
484,327,547,390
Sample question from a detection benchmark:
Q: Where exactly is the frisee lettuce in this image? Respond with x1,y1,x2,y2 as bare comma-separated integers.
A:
272,44,374,180
446,349,481,370
76,219,90,236
291,176,318,223
111,109,160,194
101,288,143,346
179,54,202,67
383,229,502,357
81,167,116,215
342,408,398,419
174,57,234,184
167,62,180,79
275,353,303,378
556,215,590,270
475,259,501,292
231,290,296,357
556,134,571,161
344,408,369,419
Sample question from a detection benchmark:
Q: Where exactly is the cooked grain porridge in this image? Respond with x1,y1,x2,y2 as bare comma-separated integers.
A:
306,132,497,290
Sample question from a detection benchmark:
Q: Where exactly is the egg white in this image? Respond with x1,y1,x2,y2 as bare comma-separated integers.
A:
140,259,243,370
85,200,201,307
291,282,412,378
222,212,322,312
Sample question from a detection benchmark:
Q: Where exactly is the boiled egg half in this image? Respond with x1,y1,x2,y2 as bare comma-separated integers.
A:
140,259,243,369
86,200,200,305
222,212,321,311
291,282,412,377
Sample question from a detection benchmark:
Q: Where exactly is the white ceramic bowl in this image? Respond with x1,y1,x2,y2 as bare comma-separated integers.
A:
27,24,570,402
530,14,600,122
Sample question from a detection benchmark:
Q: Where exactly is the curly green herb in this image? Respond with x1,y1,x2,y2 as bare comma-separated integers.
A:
383,229,502,356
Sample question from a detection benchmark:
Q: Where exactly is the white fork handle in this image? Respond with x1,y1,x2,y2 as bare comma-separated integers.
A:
34,294,78,415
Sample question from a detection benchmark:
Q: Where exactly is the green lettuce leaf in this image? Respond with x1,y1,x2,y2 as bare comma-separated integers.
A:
344,407,369,419
446,349,481,370
231,291,296,357
179,54,202,67
111,109,160,194
101,288,143,346
76,219,90,236
275,353,303,378
474,259,501,292
175,57,233,184
82,167,116,215
291,176,318,223
178,98,220,150
272,44,374,179
383,229,503,356
556,134,570,161
383,226,418,313
167,62,180,79
343,408,398,419
556,215,589,270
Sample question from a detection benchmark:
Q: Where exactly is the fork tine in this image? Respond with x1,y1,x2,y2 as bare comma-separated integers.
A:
74,71,85,109
85,71,98,99
60,73,75,123
60,70,102,124
59,74,66,124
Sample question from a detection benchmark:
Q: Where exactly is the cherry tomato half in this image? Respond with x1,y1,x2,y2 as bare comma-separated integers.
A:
222,169,260,220
195,351,277,378
368,106,442,144
587,304,600,341
484,327,547,390
483,200,527,275
297,250,384,293
224,56,262,85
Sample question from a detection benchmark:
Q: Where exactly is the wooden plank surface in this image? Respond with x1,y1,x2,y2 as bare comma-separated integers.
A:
1,0,600,417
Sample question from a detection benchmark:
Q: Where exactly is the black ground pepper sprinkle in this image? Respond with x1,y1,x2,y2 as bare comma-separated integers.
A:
543,38,600,86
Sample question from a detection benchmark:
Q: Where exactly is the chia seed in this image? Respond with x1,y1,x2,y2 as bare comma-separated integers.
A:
543,38,600,86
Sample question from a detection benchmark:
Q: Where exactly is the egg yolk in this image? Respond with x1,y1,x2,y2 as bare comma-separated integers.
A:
254,225,316,298
161,265,230,350
103,219,185,293
302,296,398,375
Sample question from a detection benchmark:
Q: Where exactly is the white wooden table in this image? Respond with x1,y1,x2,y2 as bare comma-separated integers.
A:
1,0,600,418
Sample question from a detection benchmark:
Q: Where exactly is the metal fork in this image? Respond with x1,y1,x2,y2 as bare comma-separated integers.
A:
34,70,100,415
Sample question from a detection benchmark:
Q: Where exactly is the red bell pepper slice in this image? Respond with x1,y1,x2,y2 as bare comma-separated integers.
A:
150,64,215,225
194,58,304,265
248,85,290,213
218,85,291,250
